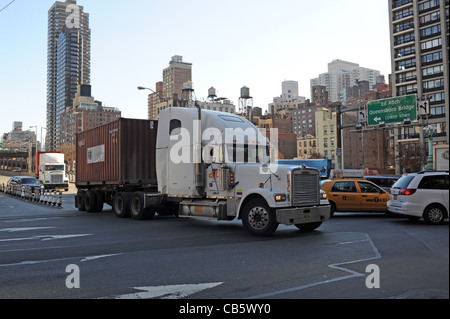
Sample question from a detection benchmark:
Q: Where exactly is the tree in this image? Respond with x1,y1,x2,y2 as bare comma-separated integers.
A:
396,143,427,173
310,151,324,159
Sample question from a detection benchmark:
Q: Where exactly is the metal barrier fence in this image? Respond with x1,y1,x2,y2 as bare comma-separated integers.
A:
0,183,62,208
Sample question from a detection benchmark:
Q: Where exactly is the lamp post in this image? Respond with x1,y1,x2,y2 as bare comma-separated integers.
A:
29,126,39,173
423,125,437,171
41,127,47,151
137,86,169,111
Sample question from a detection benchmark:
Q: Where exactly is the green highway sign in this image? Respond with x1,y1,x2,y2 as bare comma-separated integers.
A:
367,95,417,126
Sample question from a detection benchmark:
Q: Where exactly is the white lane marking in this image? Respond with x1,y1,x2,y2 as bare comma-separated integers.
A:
5,218,58,223
0,234,92,242
0,257,76,267
249,233,381,299
0,253,123,267
81,253,124,262
111,282,224,299
0,227,55,232
41,234,92,241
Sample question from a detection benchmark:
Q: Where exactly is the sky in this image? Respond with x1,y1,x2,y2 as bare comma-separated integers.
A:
0,0,392,144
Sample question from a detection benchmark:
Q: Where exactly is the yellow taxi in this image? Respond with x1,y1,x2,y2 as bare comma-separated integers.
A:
320,179,390,216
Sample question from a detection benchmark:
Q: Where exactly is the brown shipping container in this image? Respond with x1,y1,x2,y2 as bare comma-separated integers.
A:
76,118,158,186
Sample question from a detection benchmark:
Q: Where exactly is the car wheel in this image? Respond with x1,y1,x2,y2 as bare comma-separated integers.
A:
423,204,446,225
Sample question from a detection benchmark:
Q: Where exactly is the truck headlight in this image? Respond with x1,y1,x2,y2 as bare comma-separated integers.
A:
274,194,286,202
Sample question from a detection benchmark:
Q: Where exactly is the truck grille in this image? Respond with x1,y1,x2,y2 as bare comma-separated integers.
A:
291,169,319,206
50,174,63,184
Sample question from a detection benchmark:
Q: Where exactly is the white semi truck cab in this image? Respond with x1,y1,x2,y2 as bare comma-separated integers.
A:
75,106,330,236
38,153,69,191
156,107,330,235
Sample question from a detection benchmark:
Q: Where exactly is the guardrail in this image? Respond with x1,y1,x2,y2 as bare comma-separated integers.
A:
0,183,63,208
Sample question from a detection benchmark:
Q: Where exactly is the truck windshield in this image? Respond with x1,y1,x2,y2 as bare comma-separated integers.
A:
45,165,64,171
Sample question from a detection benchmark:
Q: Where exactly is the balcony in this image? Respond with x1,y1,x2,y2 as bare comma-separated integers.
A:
396,75,417,84
393,0,413,9
396,88,418,95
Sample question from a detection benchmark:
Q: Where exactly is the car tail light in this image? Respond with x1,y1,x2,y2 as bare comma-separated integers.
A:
399,189,416,196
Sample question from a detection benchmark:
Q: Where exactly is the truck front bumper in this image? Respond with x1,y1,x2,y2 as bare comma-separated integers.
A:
276,205,331,225
44,183,69,190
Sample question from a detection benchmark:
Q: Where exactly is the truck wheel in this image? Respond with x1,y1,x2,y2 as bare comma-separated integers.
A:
295,222,323,232
85,190,99,213
130,192,155,220
112,193,130,218
329,201,336,218
76,190,86,211
242,198,278,236
94,190,104,213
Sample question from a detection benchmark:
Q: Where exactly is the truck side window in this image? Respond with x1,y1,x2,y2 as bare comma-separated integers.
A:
169,119,182,135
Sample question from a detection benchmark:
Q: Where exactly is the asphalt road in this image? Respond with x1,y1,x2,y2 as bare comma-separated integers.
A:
0,176,448,302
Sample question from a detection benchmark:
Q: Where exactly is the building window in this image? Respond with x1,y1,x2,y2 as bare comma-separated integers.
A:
418,0,440,13
431,105,445,116
422,65,444,78
393,8,414,21
394,32,414,46
396,58,416,71
423,78,444,91
421,51,442,65
420,24,441,39
421,38,442,52
419,11,440,26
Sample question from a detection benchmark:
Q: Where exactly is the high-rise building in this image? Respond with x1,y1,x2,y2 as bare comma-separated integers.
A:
163,55,192,100
310,60,381,103
269,80,306,114
388,0,449,144
47,0,90,151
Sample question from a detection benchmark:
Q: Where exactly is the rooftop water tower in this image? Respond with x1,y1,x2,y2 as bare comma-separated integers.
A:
239,86,253,115
181,81,196,106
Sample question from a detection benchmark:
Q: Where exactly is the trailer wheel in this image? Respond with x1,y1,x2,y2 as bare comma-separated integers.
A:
242,198,278,236
130,192,155,220
85,190,99,213
112,192,130,218
76,190,86,211
94,190,104,213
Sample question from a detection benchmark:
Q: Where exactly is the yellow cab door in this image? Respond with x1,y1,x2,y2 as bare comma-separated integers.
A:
329,180,361,211
356,181,389,212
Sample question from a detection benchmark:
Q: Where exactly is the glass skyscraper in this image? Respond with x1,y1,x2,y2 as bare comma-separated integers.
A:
47,0,90,151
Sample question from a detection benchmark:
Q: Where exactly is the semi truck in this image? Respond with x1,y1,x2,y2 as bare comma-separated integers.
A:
36,151,69,191
75,106,331,236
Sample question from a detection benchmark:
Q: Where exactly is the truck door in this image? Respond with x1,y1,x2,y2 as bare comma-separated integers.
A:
167,118,197,196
